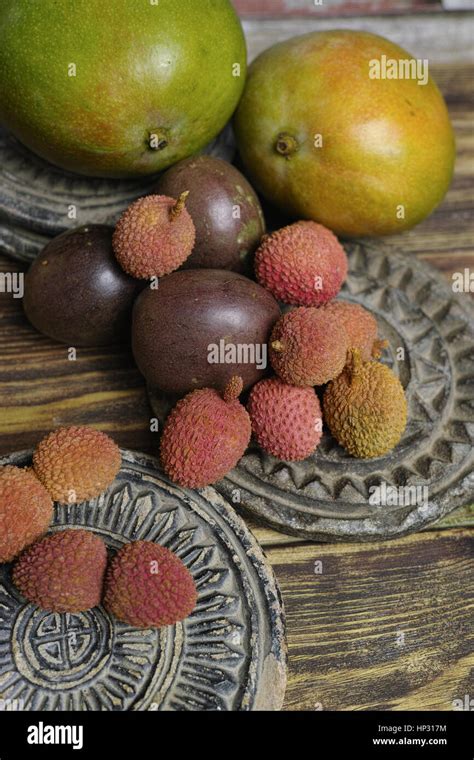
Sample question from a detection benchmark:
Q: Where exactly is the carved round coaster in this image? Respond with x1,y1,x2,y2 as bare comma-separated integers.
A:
147,241,474,541
0,449,286,711
0,125,235,263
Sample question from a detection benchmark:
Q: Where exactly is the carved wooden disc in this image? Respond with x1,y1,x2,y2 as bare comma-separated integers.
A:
147,242,474,541
0,126,235,262
0,449,287,711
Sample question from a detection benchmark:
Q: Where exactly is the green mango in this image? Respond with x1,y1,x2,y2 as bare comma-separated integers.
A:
0,0,246,177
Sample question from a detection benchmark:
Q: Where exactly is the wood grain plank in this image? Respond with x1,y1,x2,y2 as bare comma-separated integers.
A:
244,501,474,546
243,12,474,62
235,0,442,18
266,529,474,710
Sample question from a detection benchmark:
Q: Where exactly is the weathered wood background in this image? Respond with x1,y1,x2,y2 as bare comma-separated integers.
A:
0,7,472,710
236,0,441,17
235,0,472,16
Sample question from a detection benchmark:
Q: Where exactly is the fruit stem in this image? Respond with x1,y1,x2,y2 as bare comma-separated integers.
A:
223,376,243,403
271,340,285,353
347,349,363,385
275,132,299,158
170,191,190,221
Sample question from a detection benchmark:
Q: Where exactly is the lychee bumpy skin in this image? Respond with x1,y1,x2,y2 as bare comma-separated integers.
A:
160,376,251,487
0,466,53,562
103,541,197,628
33,426,121,504
13,529,107,613
255,221,348,306
248,377,323,461
112,193,195,279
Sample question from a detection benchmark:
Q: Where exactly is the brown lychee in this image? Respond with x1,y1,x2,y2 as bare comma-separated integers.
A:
270,307,348,386
33,426,121,504
323,350,407,458
113,193,196,279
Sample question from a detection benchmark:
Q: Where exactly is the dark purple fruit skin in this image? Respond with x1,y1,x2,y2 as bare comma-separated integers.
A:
23,225,144,346
132,269,280,395
154,155,265,273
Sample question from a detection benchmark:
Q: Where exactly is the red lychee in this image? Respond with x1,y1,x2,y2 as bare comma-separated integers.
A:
160,376,251,488
103,541,197,628
0,466,53,563
13,529,107,613
248,377,323,461
255,221,347,306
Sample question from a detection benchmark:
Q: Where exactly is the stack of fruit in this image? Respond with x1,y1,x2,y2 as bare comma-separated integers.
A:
23,162,408,489
0,1,458,642
3,4,455,489
0,427,196,627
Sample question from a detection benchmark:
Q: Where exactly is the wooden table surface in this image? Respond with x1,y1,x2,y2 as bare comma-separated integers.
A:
0,10,473,710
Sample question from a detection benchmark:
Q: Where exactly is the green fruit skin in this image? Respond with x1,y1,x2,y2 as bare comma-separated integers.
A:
0,0,246,177
234,31,455,237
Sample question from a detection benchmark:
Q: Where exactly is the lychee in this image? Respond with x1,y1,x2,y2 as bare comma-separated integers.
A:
248,378,323,461
112,193,196,279
160,376,251,488
103,541,197,628
13,529,107,613
322,300,386,361
255,221,348,306
270,307,348,386
33,426,121,504
0,466,53,563
323,350,407,458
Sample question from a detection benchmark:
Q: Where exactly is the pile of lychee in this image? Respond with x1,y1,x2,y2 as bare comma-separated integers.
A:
21,153,408,492
0,426,196,627
155,220,408,489
110,192,408,488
